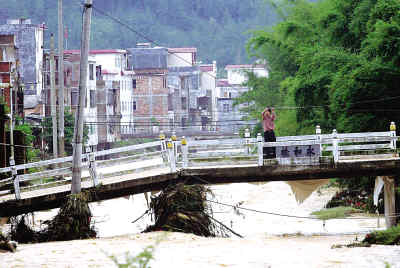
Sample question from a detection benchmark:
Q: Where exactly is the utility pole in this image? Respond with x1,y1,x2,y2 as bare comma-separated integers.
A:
9,68,14,162
58,0,65,158
50,34,58,159
71,0,93,194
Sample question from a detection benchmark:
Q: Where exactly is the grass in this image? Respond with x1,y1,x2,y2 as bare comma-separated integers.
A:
311,206,362,220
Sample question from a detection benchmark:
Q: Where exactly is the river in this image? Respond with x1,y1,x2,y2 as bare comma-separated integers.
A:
1,181,400,267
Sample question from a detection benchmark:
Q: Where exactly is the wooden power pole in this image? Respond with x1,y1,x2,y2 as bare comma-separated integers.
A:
58,0,65,157
50,34,58,159
71,0,93,194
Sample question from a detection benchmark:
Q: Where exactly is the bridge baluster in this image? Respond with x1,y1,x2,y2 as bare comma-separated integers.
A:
171,131,178,163
181,136,188,168
332,129,339,163
257,133,263,166
10,157,20,200
167,139,177,172
390,122,396,150
316,125,322,153
245,128,251,155
88,152,99,187
159,131,167,163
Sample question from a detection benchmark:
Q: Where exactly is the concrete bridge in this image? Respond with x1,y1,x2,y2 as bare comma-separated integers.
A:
0,124,398,227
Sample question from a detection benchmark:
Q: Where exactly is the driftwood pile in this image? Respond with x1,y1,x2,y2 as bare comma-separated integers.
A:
10,192,96,243
144,183,233,237
0,231,17,253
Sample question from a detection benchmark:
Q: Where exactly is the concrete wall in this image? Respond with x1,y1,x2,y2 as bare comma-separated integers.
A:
168,52,194,67
0,22,43,96
132,73,169,133
227,67,268,85
84,59,98,147
93,52,133,135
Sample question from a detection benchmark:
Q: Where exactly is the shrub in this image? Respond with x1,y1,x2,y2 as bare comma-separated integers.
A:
363,225,400,245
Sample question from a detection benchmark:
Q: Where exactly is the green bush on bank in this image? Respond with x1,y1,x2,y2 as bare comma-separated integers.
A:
363,225,400,245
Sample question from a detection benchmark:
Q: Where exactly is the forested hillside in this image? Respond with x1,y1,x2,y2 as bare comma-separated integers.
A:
0,0,278,67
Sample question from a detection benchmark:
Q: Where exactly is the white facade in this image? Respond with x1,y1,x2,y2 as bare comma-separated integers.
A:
167,48,197,67
200,61,217,130
35,26,44,97
213,64,268,133
226,65,268,85
84,57,98,147
91,50,135,135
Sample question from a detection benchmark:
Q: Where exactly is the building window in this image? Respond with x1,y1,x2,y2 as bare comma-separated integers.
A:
132,101,137,111
107,89,114,105
223,104,230,113
132,79,136,89
163,77,167,88
96,65,102,80
181,97,187,110
115,55,121,68
89,64,94,80
90,90,96,108
168,94,173,111
89,125,95,135
71,91,79,106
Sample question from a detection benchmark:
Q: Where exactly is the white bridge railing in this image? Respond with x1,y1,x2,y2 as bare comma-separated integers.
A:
0,123,397,201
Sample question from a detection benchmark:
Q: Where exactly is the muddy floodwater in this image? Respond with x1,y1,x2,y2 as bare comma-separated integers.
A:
1,182,400,267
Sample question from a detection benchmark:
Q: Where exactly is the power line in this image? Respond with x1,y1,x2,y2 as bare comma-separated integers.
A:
187,175,399,221
41,101,400,113
84,2,400,113
0,142,36,149
85,2,221,81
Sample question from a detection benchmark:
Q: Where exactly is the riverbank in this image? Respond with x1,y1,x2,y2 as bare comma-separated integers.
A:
1,182,399,267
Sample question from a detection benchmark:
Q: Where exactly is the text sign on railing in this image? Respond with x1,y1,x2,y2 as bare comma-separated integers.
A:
276,145,320,158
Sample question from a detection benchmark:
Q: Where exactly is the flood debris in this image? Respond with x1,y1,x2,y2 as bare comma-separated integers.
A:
144,183,239,238
0,232,17,253
10,192,96,243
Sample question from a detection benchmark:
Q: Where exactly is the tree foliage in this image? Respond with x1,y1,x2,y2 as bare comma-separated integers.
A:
41,108,88,156
239,0,400,135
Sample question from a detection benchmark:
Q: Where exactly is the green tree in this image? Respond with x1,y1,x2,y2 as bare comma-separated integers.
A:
239,0,400,135
41,109,88,156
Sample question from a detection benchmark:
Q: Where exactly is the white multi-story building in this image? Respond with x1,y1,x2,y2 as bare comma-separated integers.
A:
214,64,268,133
62,51,100,151
226,64,268,85
168,47,197,67
90,49,135,135
200,61,217,130
84,56,98,148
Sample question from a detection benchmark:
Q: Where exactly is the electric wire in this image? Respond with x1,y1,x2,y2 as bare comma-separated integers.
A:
188,174,400,221
78,1,400,113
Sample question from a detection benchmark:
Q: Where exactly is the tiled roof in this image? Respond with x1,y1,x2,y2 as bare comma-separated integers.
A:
168,47,197,53
200,65,213,72
90,49,126,54
217,79,230,87
225,64,265,70
64,49,126,55
102,69,118,75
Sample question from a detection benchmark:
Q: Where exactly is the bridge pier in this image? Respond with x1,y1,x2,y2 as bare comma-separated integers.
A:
383,176,396,228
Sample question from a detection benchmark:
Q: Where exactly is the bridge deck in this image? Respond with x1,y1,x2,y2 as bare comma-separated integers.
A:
1,156,400,217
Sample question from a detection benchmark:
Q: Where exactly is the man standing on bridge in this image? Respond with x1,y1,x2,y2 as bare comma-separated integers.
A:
262,107,276,159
